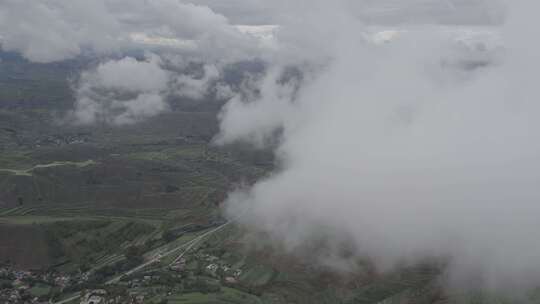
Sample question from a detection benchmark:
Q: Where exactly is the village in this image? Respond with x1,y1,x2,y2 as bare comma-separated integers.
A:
0,249,247,304
0,265,77,303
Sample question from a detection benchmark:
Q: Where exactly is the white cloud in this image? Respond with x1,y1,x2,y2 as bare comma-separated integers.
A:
0,0,124,62
217,0,540,293
215,67,297,147
91,56,168,92
0,0,275,126
4,0,540,295
111,93,168,125
171,64,220,100
70,55,170,125
0,0,263,63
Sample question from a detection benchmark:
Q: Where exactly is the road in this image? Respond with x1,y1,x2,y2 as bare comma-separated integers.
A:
52,220,231,304
169,220,232,266
108,220,232,283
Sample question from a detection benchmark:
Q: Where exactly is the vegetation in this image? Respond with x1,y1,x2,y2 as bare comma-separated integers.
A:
0,51,493,304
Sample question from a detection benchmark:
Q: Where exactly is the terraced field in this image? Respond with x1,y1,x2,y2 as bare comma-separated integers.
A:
164,287,263,304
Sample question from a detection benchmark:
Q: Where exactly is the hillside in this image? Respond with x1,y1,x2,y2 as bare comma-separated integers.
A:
0,52,518,304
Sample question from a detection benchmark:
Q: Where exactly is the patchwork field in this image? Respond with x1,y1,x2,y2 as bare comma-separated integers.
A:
0,52,490,304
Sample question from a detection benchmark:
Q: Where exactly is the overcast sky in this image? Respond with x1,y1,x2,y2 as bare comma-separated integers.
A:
188,0,504,25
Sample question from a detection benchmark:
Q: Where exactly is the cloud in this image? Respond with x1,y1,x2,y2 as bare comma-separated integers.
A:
89,55,169,92
0,0,124,62
69,55,170,125
215,67,298,147
1,0,500,63
217,0,540,293
0,0,277,126
4,0,540,294
0,0,262,63
170,64,221,100
110,93,168,125
68,55,232,125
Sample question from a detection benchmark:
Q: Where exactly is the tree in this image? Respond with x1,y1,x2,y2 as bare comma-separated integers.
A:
162,230,177,243
125,246,143,259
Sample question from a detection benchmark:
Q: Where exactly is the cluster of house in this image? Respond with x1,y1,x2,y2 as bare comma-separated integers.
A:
0,268,46,303
169,257,187,273
123,273,173,289
0,290,43,304
80,289,108,304
202,253,242,281
79,289,145,304
205,262,242,284
34,133,90,147
3,266,92,286
168,253,243,284
0,266,89,303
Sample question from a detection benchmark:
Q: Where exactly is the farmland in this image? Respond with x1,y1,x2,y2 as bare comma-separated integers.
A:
0,51,508,304
0,51,276,303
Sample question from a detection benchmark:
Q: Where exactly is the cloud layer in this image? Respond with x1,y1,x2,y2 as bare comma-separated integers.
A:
3,0,540,293
0,0,263,63
218,0,540,292
0,0,274,125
